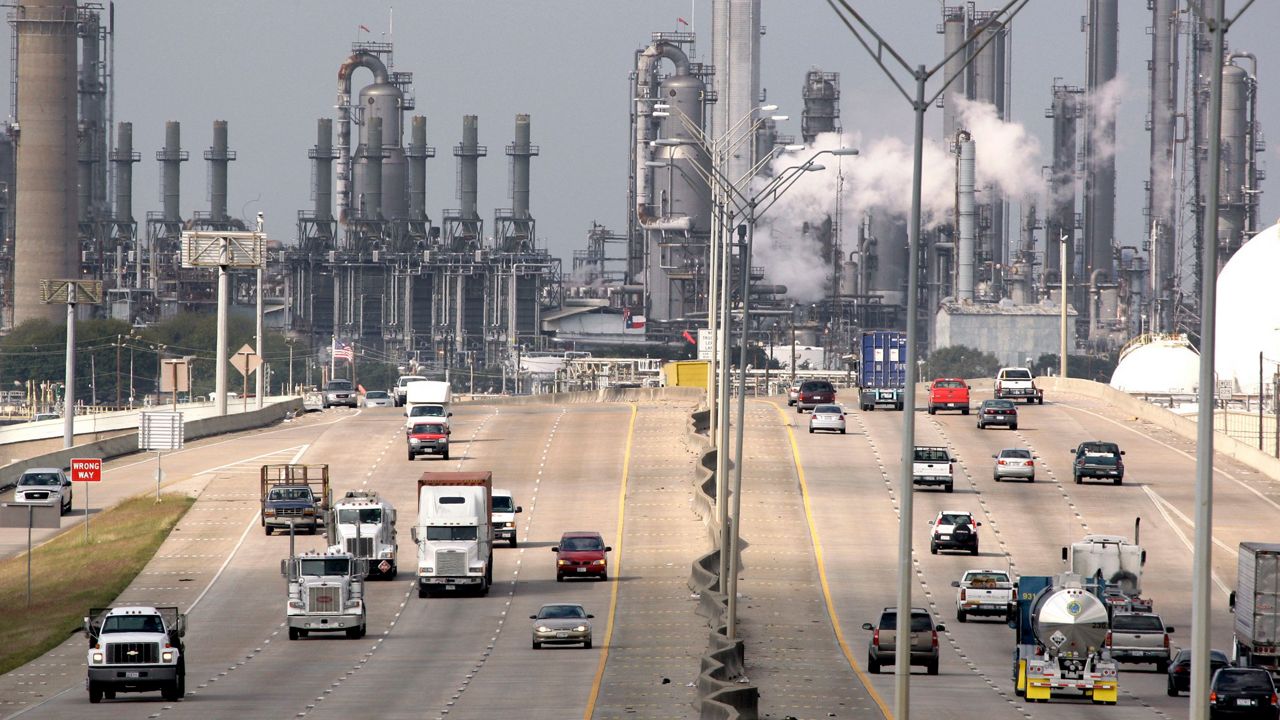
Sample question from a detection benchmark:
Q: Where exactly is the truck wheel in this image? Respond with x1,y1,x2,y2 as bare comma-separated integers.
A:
407,451,415,461
809,427,814,434
867,655,880,674
1010,423,1018,431
962,408,970,415
1114,477,1123,485
927,659,940,675
945,483,954,493
970,544,979,556
289,627,300,640
1156,660,1168,674
895,403,903,411
443,450,450,461
957,608,967,622
840,429,846,435
161,677,182,701
928,406,936,415
346,626,361,639
89,682,103,703
264,526,273,536
509,537,518,548
1037,397,1044,405
418,586,429,599
1075,474,1083,484
388,564,398,580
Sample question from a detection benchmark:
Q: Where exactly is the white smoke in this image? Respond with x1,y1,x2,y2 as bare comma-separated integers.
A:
955,97,1045,200
1085,76,1126,165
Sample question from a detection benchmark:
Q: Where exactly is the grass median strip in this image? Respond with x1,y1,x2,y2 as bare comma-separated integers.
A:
0,494,194,675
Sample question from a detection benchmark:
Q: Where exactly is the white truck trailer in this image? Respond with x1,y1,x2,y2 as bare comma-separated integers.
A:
1231,542,1280,677
413,471,493,597
404,380,452,428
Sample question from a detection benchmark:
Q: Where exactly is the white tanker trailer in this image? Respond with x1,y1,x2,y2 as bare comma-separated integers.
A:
1011,573,1118,704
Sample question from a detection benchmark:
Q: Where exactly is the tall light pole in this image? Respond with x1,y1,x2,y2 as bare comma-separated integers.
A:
39,280,102,448
255,212,266,408
825,2,1032,715
1060,234,1069,378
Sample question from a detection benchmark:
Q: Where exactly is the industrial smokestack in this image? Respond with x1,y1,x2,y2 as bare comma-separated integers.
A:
940,7,967,141
204,120,235,224
1148,0,1177,331
509,114,535,221
406,116,431,221
956,131,976,302
1046,83,1082,293
13,0,79,324
456,115,484,224
157,121,188,224
1083,0,1118,283
310,118,335,222
713,0,762,186
971,12,1009,269
111,122,138,222
364,116,384,220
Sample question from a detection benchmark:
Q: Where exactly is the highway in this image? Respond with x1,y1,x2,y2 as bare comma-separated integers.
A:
2,389,1277,719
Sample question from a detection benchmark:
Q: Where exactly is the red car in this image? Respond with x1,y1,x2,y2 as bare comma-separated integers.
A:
553,531,612,581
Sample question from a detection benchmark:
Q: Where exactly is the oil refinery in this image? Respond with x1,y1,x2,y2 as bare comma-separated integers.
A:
0,1,1271,388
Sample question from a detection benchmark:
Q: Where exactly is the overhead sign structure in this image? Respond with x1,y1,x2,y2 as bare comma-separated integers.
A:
230,344,262,376
39,279,104,304
70,458,102,482
181,231,266,269
139,411,184,451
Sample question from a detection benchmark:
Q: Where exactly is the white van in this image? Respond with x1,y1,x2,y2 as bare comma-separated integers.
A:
404,380,452,429
491,489,522,547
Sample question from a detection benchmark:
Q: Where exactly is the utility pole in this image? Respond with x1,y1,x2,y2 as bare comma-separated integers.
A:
115,334,122,407
255,212,265,409
39,280,102,448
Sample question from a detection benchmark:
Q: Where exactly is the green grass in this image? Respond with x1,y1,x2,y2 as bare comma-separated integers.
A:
0,494,194,675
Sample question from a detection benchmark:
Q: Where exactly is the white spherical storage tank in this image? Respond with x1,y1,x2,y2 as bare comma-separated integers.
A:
1110,336,1200,395
1215,222,1280,395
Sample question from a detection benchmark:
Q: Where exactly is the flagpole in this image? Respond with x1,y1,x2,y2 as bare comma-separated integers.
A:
330,335,336,381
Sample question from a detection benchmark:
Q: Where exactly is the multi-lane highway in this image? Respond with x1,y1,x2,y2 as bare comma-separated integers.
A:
2,388,1277,719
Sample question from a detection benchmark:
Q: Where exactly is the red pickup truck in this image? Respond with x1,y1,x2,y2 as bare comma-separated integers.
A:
927,378,970,415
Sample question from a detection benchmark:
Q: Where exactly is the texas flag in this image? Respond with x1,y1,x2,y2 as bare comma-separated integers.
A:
624,309,646,330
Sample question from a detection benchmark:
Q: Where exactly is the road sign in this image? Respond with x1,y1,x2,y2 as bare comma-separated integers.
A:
139,411,184,451
159,359,192,392
0,503,62,529
39,279,103,304
181,231,265,268
230,344,262,376
697,328,724,361
70,458,102,482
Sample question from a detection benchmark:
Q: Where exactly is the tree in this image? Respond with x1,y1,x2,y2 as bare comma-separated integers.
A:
926,345,1001,379
1033,353,1118,383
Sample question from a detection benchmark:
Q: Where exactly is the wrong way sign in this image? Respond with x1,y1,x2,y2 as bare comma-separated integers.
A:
70,458,102,482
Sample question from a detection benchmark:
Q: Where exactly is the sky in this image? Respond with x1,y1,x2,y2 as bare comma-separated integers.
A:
3,0,1277,286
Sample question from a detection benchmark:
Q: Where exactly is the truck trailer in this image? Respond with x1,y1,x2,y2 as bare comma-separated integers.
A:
1010,574,1118,704
413,471,493,597
1231,542,1280,678
858,330,907,411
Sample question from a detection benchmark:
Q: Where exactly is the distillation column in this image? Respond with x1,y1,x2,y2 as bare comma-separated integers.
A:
406,116,432,224
13,0,79,323
1083,0,1118,285
956,131,976,302
110,122,140,289
1217,56,1258,268
1148,0,1178,331
940,6,968,142
1046,84,1082,299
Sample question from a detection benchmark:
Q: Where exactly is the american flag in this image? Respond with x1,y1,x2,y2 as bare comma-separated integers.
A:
333,340,354,362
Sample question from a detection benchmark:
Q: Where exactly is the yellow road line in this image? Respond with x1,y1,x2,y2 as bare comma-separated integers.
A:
583,402,637,720
772,403,894,720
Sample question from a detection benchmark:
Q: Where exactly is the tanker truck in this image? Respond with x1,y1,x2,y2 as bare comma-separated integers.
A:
1010,574,1118,704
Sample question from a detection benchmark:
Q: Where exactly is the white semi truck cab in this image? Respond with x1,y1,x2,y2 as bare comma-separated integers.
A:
330,490,398,579
84,605,186,703
413,471,493,597
281,549,367,640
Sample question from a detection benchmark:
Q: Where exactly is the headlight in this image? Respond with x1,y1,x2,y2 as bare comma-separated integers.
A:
410,438,421,445
264,508,277,517
91,651,103,663
420,567,433,575
380,550,394,558
289,600,304,609
558,560,570,566
303,508,316,515
162,651,174,663
574,625,588,633
591,559,607,566
537,625,552,633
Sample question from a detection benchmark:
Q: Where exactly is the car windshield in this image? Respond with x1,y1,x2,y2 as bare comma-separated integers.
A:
934,380,964,388
337,508,382,524
19,472,61,486
298,558,351,576
878,612,934,632
326,380,353,391
398,377,425,387
999,449,1032,459
538,605,587,620
1002,369,1032,380
938,513,972,527
492,496,515,513
101,615,165,634
560,536,604,551
914,448,950,462
1215,670,1274,692
985,400,1015,409
412,423,447,434
814,405,842,414
801,381,833,392
965,572,1009,586
426,526,477,541
1112,614,1165,632
409,405,446,417
268,487,313,502
365,391,389,399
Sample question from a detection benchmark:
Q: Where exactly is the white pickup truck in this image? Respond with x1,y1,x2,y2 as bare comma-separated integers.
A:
994,367,1044,404
951,569,1015,622
912,446,955,493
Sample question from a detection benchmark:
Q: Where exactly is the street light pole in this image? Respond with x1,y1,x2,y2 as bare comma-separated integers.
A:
62,295,76,448
1060,234,1069,378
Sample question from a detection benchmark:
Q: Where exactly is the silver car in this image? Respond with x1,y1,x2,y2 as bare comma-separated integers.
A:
787,384,801,406
361,390,394,408
808,404,847,434
14,467,73,515
531,603,594,649
992,448,1036,482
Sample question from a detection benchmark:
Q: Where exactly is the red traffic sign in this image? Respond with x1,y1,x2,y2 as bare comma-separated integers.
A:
70,458,102,482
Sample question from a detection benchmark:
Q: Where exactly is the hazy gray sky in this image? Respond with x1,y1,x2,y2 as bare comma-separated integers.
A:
4,1,1276,277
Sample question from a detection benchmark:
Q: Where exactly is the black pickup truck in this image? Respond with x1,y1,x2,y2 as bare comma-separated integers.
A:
1070,441,1125,485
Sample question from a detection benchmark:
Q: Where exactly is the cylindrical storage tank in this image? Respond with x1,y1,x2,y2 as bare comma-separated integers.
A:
1032,584,1110,658
353,81,407,220
209,120,229,223
841,260,858,297
407,115,427,220
1219,62,1250,256
314,118,334,221
867,214,909,309
363,117,384,219
652,73,711,231
1098,285,1120,323
13,0,78,323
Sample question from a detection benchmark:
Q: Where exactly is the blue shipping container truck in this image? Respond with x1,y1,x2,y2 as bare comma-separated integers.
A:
858,330,907,411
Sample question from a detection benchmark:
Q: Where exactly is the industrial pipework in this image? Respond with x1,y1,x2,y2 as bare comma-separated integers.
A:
336,50,390,224
634,40,697,231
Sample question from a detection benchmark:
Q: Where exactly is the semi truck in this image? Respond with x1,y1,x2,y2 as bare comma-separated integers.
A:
1010,574,1118,704
281,548,367,640
329,490,398,579
858,330,907,411
1063,522,1151,615
84,605,186,703
1230,542,1280,677
260,464,331,536
404,380,453,428
413,471,493,597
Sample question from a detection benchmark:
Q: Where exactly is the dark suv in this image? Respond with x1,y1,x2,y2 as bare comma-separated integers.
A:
862,607,944,675
1071,441,1125,485
1209,667,1279,719
796,380,836,413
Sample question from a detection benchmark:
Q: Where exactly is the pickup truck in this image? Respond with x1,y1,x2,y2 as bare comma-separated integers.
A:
261,464,331,535
951,569,1015,622
1071,441,1126,485
994,367,1044,404
85,605,186,703
1106,611,1174,672
913,446,955,493
928,378,970,415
